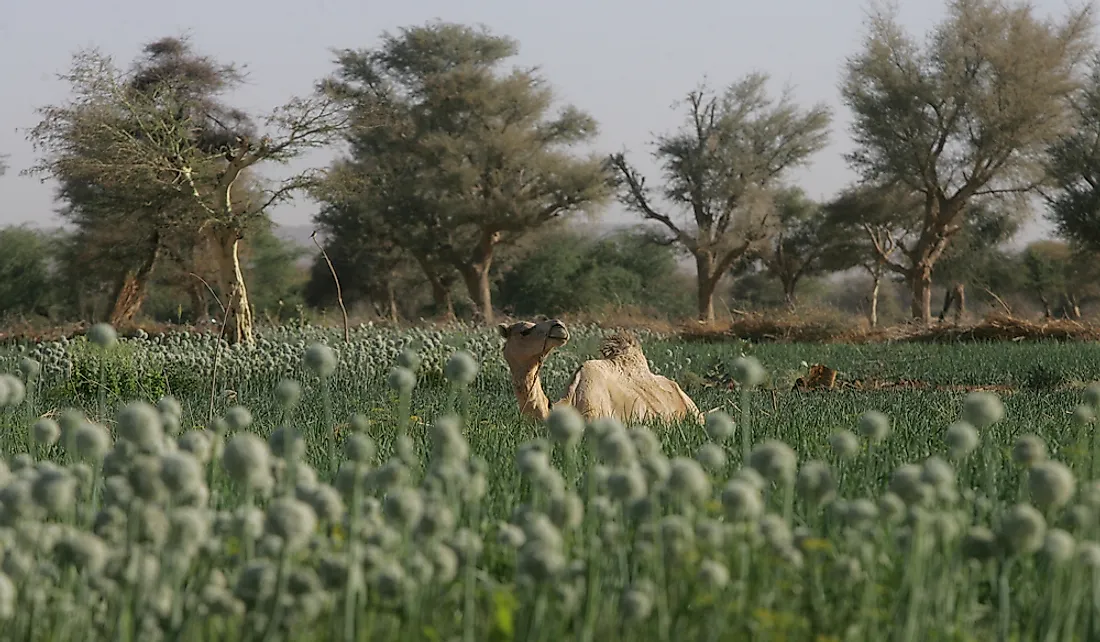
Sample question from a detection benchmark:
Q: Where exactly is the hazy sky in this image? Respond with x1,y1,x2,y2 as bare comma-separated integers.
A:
0,0,1066,241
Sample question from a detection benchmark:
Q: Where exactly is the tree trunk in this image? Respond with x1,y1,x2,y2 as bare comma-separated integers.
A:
386,281,399,323
909,263,934,325
212,228,255,346
189,281,209,323
782,278,797,309
457,231,498,324
869,273,881,328
429,277,455,321
695,252,719,324
106,236,161,327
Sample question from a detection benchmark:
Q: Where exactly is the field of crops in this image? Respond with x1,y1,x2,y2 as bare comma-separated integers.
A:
0,322,1099,641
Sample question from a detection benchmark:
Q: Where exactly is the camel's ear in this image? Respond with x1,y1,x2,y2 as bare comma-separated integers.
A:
497,324,510,339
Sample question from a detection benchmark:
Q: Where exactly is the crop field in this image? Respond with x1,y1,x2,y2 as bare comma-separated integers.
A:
0,322,1099,641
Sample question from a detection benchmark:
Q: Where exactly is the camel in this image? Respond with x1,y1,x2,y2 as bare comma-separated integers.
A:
497,318,705,426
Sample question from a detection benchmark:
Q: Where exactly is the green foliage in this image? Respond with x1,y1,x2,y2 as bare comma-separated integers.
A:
0,226,61,320
497,227,691,317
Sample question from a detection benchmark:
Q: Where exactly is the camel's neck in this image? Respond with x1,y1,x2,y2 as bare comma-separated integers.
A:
509,358,552,422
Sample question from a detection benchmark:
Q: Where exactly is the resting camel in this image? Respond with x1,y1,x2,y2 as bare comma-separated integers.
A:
497,318,704,425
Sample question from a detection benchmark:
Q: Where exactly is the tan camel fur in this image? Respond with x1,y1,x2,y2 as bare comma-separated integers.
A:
497,318,704,425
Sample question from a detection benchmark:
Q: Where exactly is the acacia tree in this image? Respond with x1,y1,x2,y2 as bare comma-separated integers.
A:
757,187,846,307
842,0,1093,323
27,38,347,344
609,74,831,323
321,22,611,323
1046,54,1100,254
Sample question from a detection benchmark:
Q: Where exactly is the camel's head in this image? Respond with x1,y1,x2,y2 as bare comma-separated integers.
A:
497,318,570,366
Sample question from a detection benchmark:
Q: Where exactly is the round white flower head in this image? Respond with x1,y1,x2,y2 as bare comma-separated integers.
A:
268,426,305,460
858,410,891,443
444,351,479,386
620,587,653,623
73,421,112,463
998,503,1047,555
344,432,377,464
877,492,906,522
87,323,117,349
641,454,671,486
731,356,766,388
274,379,302,409
1084,382,1100,408
516,443,551,480
961,526,998,561
18,357,41,380
748,440,798,484
1073,405,1096,426
731,467,766,491
668,457,711,503
961,391,1005,429
117,401,164,451
695,443,727,472
1012,434,1048,468
920,456,956,492
31,468,77,517
1078,542,1100,569
1041,528,1076,565
705,412,735,442
429,542,458,583
397,348,421,372
33,418,61,446
264,497,318,551
517,539,567,582
383,487,425,530
607,466,648,503
698,559,730,590
156,395,182,419
303,343,338,377
176,430,212,463
53,529,109,576
944,421,979,459
159,451,205,499
1029,460,1076,512
546,405,585,447
598,428,637,467
0,376,24,407
225,406,253,431
431,414,469,462
829,430,859,459
721,480,763,522
889,464,930,506
795,460,836,506
387,367,416,394
222,433,273,490
547,492,584,531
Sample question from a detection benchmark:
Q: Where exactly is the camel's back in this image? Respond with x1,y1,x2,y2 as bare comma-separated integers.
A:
564,360,696,423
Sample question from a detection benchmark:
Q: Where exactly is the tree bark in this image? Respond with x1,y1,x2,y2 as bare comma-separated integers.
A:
212,227,255,346
869,273,881,328
457,231,499,324
107,237,161,327
386,281,399,323
695,252,719,323
189,280,209,324
909,263,934,325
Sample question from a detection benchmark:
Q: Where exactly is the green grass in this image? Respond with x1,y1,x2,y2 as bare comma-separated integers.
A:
0,325,1098,641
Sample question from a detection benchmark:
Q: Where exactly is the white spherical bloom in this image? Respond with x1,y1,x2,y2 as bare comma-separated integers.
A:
1012,435,1048,468
795,460,836,506
33,419,61,446
629,427,662,458
748,440,798,484
668,457,711,503
731,356,766,388
547,492,584,531
496,523,526,549
383,487,424,530
429,542,459,584
944,421,979,459
828,430,859,459
1041,528,1076,565
518,540,567,582
731,467,766,490
303,343,337,377
621,587,653,622
52,529,109,576
117,401,164,451
1029,460,1076,512
890,464,931,506
598,429,637,467
268,426,305,460
87,323,117,348
641,455,671,486
698,559,730,590
177,430,213,463
274,379,302,409
397,348,421,372
920,456,955,492
999,504,1047,555
344,432,376,464
430,415,469,462
222,433,273,490
298,483,345,524
516,443,551,480
159,451,205,499
607,465,648,503
721,480,762,522
858,411,891,443
961,526,998,561
31,469,77,516
705,412,735,442
156,395,182,420
1078,541,1100,569
961,391,1005,429
264,497,317,551
695,443,727,472
546,406,585,447
443,351,479,386
387,367,416,394
224,406,253,431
